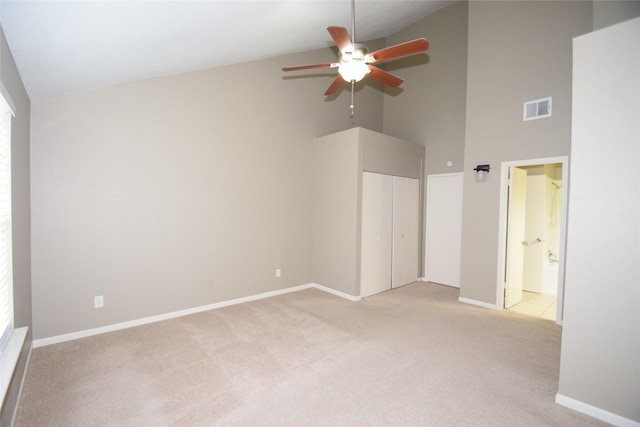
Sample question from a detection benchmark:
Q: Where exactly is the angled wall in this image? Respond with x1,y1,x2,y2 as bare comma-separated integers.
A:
558,17,640,425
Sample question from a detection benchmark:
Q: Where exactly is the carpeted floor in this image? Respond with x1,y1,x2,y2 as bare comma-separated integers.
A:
14,282,606,426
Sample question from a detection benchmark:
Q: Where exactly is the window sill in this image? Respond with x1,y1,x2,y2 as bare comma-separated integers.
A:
1,326,28,405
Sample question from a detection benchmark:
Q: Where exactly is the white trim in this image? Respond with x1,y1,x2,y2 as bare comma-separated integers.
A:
555,394,640,427
312,283,361,302
32,283,359,348
458,297,499,310
426,171,464,179
555,162,569,325
433,282,460,289
0,326,27,404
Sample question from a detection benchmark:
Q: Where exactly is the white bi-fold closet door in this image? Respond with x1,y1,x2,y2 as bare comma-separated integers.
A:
361,172,420,298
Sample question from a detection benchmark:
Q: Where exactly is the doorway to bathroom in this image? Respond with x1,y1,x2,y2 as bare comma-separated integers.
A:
498,157,568,324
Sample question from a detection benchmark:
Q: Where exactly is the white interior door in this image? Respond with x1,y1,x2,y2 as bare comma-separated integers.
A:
360,172,393,297
425,173,463,287
504,167,527,308
392,176,420,288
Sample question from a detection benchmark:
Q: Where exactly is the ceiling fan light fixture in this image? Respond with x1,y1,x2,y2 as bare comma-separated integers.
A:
338,61,369,82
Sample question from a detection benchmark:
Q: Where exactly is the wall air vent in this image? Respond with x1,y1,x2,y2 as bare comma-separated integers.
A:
523,97,552,121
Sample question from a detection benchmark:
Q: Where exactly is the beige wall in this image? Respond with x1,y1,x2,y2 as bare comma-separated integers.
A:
30,45,385,339
459,1,592,304
559,17,639,423
383,1,468,176
313,128,362,296
593,0,640,30
362,128,424,179
0,26,32,426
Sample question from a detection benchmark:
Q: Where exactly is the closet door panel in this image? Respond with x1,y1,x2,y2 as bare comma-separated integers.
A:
360,172,393,297
392,176,420,288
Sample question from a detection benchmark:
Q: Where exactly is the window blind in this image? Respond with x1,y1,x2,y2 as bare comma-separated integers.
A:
0,96,12,353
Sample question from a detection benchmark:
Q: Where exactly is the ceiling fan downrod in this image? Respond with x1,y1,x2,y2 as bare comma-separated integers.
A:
350,0,356,44
350,0,356,120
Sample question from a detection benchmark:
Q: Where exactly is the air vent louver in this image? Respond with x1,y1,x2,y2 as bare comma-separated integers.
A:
523,97,552,121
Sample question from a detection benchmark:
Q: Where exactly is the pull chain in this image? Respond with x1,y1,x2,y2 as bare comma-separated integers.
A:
350,80,355,119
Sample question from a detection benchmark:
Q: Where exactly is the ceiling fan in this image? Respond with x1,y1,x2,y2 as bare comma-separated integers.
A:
282,0,429,99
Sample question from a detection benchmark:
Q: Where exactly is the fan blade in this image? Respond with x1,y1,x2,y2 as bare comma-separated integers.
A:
367,65,403,87
282,63,338,72
324,75,345,96
367,38,429,64
327,26,353,55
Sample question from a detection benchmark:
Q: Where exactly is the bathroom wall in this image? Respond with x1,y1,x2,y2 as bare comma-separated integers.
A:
544,163,563,265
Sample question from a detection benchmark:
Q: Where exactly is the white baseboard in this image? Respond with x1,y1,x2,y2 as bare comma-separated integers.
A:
429,281,461,289
555,393,640,427
311,283,361,302
458,296,499,310
32,283,358,348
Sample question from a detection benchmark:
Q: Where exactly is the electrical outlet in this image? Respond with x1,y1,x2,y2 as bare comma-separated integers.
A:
94,295,104,308
275,269,281,278
208,281,214,289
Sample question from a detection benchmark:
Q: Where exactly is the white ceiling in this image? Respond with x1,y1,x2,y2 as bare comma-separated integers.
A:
0,1,452,102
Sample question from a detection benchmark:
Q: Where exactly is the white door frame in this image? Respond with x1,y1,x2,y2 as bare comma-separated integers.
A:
496,156,569,324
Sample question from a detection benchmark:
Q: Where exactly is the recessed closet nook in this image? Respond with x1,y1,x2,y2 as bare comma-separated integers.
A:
313,127,425,298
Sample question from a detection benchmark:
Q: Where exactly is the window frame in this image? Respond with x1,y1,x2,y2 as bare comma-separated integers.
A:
0,85,27,406
0,90,14,354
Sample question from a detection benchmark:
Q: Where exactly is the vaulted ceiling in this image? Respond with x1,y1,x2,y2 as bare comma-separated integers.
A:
0,1,452,102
